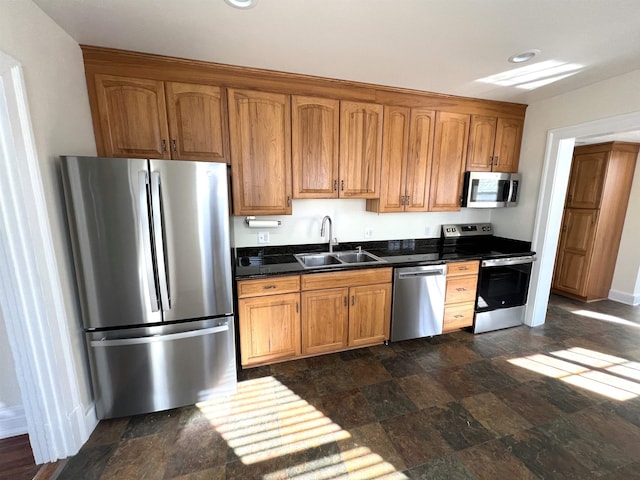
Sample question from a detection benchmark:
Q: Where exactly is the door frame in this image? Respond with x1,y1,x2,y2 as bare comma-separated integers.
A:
0,52,94,462
525,111,640,326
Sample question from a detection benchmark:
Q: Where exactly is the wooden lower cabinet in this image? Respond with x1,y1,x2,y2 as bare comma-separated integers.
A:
348,283,392,347
443,261,479,333
301,288,349,355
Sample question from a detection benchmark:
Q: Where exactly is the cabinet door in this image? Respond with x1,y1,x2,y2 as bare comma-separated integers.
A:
238,293,300,367
466,115,496,172
94,74,170,159
228,89,292,215
553,209,598,295
429,112,470,211
165,82,229,162
405,108,436,212
566,151,608,209
301,288,349,355
348,283,391,348
339,101,384,198
291,96,339,198
492,117,523,173
377,106,410,212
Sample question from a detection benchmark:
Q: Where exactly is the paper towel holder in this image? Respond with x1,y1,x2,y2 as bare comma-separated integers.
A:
244,216,282,228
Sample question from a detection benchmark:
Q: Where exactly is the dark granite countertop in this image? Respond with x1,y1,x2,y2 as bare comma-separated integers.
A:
234,237,534,279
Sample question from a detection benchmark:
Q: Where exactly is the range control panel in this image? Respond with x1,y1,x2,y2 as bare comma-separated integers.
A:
441,223,493,238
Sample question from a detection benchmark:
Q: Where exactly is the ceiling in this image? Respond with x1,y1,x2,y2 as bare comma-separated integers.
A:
33,0,640,105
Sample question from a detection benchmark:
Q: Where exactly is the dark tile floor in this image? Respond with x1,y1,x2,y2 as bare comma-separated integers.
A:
56,295,640,479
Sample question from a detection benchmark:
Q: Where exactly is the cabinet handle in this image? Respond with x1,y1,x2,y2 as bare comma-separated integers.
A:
456,287,467,292
161,139,167,152
287,196,291,206
172,139,177,152
400,195,405,205
341,180,345,191
490,155,494,165
494,155,499,165
344,296,348,307
333,180,338,191
351,295,355,306
567,194,573,203
454,314,464,318
263,285,276,290
459,266,468,271
296,302,299,313
405,195,410,205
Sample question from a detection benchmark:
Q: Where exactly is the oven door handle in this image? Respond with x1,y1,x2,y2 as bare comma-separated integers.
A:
482,255,535,267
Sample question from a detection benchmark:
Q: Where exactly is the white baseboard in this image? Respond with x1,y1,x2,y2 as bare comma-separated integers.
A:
0,405,28,439
608,289,640,306
83,403,98,441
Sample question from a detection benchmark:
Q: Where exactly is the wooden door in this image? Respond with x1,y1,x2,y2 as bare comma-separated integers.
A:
405,108,436,212
165,82,229,162
347,283,391,348
339,101,384,198
552,209,598,296
376,106,410,212
466,115,496,171
566,150,608,209
238,293,300,367
94,74,170,158
492,117,523,173
291,96,339,198
428,112,470,211
228,88,292,215
301,288,349,355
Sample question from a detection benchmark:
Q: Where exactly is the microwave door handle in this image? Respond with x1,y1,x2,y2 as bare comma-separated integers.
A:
138,171,159,312
150,171,171,311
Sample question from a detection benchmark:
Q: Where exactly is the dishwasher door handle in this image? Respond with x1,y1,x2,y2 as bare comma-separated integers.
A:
398,269,446,279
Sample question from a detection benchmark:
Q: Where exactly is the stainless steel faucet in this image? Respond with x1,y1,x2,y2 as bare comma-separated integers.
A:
320,215,338,252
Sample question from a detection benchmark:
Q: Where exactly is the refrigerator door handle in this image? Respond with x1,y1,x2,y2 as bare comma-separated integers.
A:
90,323,230,347
150,171,171,311
138,171,159,312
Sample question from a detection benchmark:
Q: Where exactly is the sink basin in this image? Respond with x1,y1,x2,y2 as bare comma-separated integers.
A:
294,253,342,267
333,251,381,263
294,250,386,269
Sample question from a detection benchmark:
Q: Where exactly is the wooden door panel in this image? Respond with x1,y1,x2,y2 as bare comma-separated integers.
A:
466,115,496,172
228,88,292,215
563,209,598,254
95,74,170,158
378,106,410,212
301,288,349,355
348,283,391,347
429,112,470,211
165,82,229,162
492,117,523,173
554,252,588,295
567,151,608,208
405,108,436,212
339,101,384,198
292,96,339,198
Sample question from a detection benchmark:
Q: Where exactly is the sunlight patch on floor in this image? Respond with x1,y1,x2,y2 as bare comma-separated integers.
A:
196,376,407,478
508,347,639,401
570,309,640,328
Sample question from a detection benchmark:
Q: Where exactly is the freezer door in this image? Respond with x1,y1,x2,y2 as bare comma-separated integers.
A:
61,156,162,329
87,317,237,419
149,160,233,321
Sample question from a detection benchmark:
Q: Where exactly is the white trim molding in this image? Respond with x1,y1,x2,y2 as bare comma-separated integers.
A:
0,51,94,462
608,289,640,306
0,405,28,438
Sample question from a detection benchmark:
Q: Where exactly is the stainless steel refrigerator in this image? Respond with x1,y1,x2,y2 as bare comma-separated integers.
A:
61,156,236,419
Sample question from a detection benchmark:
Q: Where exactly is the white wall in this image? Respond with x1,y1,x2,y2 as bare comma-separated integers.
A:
0,0,96,421
492,69,640,300
233,199,492,247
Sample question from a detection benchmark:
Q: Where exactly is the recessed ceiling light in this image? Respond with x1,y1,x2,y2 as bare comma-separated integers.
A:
224,0,257,8
508,49,541,63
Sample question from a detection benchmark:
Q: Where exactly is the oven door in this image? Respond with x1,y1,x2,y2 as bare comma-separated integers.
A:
476,256,534,312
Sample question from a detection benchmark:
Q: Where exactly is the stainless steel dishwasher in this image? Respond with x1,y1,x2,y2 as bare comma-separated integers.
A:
391,264,447,342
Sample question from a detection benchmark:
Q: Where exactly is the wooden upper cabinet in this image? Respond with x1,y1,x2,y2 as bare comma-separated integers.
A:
466,115,522,173
165,82,229,162
405,108,436,211
339,101,384,198
291,96,339,198
228,88,292,215
429,112,470,211
565,150,607,209
93,74,170,159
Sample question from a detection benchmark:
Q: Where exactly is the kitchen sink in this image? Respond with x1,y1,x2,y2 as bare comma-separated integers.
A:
294,250,386,269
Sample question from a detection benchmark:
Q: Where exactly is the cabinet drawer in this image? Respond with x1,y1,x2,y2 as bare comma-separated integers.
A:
445,275,477,304
301,267,392,291
443,302,475,332
237,275,300,298
447,261,479,276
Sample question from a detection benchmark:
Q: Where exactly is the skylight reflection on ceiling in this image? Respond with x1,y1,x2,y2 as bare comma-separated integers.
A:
477,60,584,91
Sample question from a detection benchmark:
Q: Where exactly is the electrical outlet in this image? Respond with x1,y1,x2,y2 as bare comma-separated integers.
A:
257,232,270,244
364,228,374,239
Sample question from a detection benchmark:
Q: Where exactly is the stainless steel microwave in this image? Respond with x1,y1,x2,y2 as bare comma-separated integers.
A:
462,171,520,208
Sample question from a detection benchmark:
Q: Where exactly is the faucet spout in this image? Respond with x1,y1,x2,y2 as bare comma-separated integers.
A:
321,215,334,253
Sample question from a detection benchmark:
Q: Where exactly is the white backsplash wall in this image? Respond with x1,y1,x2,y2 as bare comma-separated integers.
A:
232,199,492,247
